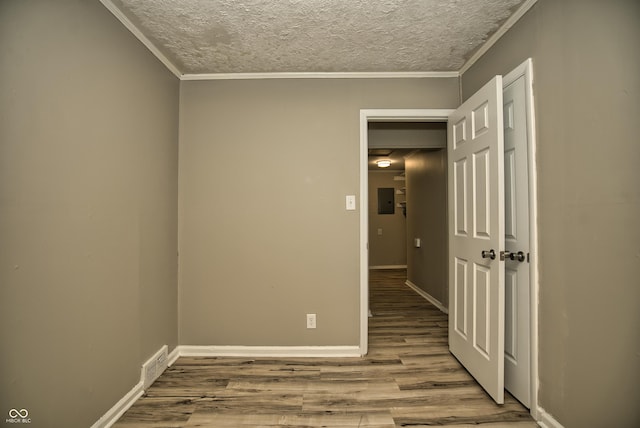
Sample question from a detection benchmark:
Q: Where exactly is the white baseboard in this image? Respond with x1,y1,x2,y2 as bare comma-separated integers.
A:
167,346,180,366
178,345,363,358
92,344,170,428
369,265,407,270
405,280,448,314
537,407,565,428
90,380,144,428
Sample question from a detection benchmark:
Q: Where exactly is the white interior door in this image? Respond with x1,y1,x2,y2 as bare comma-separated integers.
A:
503,73,531,407
448,76,505,404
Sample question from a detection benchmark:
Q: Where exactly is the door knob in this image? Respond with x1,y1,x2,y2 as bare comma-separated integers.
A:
506,250,526,262
481,249,496,260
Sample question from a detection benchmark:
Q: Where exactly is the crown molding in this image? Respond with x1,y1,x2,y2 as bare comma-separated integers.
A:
180,71,459,81
100,0,182,79
459,0,538,75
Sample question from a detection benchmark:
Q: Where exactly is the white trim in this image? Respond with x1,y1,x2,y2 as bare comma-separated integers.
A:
91,344,171,428
167,346,180,367
90,380,144,428
502,59,531,87
459,0,538,75
359,111,370,356
99,0,182,79
405,280,449,314
369,265,407,270
537,407,565,428
503,58,540,420
362,109,455,122
359,109,453,359
524,60,541,423
181,71,458,81
178,345,363,358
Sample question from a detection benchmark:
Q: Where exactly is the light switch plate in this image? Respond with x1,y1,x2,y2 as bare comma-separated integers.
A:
346,195,356,210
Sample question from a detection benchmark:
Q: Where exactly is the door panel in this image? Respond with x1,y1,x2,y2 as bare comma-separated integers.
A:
473,148,491,238
505,266,518,361
473,264,491,357
454,258,468,337
454,159,468,236
504,145,517,240
448,75,505,404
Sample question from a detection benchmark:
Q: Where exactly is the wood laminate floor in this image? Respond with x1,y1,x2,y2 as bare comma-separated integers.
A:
114,269,536,427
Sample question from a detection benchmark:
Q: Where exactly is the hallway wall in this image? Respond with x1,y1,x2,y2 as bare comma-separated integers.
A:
368,171,407,268
405,150,448,307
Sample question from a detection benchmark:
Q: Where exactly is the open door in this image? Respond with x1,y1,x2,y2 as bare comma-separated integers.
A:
448,76,505,404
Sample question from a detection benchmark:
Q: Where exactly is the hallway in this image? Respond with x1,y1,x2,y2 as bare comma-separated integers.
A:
114,269,535,427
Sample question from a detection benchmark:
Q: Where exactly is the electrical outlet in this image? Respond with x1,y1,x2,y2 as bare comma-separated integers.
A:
306,313,317,329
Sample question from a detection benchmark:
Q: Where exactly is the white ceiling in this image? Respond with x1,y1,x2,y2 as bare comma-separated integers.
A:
104,0,528,77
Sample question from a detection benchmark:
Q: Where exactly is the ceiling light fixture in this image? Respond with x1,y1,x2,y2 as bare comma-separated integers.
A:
376,160,392,168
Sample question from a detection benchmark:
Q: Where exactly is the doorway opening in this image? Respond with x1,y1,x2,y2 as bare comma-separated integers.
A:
366,122,448,311
359,109,453,356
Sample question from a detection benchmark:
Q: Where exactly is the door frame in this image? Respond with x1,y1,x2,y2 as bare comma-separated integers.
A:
358,58,539,419
359,109,454,356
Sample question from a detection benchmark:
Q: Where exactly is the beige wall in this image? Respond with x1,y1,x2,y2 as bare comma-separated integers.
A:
405,150,448,307
178,78,459,345
368,171,407,267
462,0,640,426
0,1,179,426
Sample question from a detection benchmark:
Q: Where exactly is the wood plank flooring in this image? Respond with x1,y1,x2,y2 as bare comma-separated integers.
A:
114,269,536,427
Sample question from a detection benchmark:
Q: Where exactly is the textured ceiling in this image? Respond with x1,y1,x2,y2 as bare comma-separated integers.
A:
108,0,526,76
